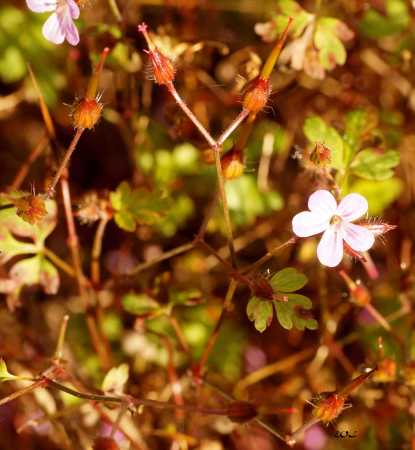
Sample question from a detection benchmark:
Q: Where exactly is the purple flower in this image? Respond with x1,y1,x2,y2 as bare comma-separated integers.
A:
26,0,80,46
292,189,375,267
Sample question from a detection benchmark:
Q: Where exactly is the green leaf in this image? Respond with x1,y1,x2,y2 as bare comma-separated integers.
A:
0,358,19,383
9,255,60,295
247,297,273,333
351,149,400,180
360,0,410,38
270,267,308,292
273,294,317,331
0,227,37,263
275,0,314,38
315,18,347,69
122,292,161,316
343,110,368,155
110,181,171,232
303,116,344,169
349,178,403,215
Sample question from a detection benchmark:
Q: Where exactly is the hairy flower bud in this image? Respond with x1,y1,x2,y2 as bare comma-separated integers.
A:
138,23,175,86
309,142,331,168
242,77,270,115
71,98,103,129
221,148,244,179
13,194,47,225
312,394,345,423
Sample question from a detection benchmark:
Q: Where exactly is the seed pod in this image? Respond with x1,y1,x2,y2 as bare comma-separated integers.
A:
72,98,103,129
93,437,120,450
242,77,270,115
221,148,244,179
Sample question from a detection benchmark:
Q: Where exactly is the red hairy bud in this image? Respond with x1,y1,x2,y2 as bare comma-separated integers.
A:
138,22,175,86
72,98,103,129
312,394,345,423
13,194,47,225
243,77,270,114
309,142,331,168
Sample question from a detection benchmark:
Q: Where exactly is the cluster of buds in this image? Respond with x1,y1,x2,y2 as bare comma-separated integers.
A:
138,23,175,88
308,142,332,169
71,47,110,130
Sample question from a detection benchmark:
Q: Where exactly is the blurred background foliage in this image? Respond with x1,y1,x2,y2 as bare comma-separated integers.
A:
0,0,415,450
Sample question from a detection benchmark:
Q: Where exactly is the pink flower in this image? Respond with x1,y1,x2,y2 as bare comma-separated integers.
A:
292,190,375,267
26,0,80,46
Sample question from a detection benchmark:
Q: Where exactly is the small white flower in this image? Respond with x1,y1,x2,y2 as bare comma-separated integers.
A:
26,0,80,46
292,190,375,267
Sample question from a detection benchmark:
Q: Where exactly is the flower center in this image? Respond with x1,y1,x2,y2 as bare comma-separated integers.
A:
330,214,342,225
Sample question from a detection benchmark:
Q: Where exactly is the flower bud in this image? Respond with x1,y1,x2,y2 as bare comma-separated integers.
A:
71,98,103,129
226,401,258,423
372,357,396,383
242,77,270,115
93,437,119,450
309,143,331,168
312,394,345,423
221,148,244,179
403,361,415,387
138,23,175,86
13,194,47,225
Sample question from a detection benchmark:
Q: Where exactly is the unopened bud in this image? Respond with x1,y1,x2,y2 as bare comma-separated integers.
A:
312,394,345,423
138,23,175,86
309,143,331,168
13,194,47,225
373,358,396,383
93,437,119,450
403,361,415,387
242,77,270,115
221,148,244,179
226,401,258,423
72,98,103,129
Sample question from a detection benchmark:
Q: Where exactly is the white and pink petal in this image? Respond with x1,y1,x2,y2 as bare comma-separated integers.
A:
292,211,329,238
42,13,65,44
317,227,344,267
307,190,337,219
337,193,368,222
342,222,375,252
